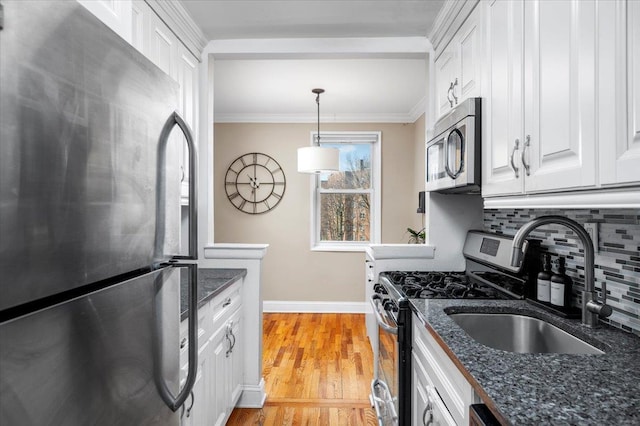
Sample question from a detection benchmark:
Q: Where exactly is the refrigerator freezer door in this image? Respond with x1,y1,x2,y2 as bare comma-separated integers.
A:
0,0,182,311
0,267,181,426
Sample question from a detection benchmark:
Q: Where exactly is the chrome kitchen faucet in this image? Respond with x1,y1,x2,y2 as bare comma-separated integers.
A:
510,216,613,328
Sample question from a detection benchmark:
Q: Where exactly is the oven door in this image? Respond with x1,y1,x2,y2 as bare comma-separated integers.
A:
370,295,398,426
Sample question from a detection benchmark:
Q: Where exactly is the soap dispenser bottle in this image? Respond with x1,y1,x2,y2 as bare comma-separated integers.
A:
550,257,572,309
537,254,552,303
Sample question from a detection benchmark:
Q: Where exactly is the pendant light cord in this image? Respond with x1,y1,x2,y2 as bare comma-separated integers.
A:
316,91,321,146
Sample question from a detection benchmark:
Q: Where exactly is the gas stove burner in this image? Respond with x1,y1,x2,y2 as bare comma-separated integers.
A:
381,270,514,300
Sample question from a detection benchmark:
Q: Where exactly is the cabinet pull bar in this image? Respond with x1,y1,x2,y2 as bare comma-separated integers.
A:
447,82,454,108
522,135,531,176
451,78,459,104
510,139,520,178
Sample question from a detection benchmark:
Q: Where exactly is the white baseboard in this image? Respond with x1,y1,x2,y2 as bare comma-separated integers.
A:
237,379,267,408
264,300,367,313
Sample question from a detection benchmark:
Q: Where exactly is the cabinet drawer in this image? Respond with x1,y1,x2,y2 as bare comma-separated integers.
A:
180,302,212,368
413,352,457,426
212,283,242,326
413,318,474,426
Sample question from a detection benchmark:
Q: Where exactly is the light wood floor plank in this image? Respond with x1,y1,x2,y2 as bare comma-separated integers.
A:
227,313,376,425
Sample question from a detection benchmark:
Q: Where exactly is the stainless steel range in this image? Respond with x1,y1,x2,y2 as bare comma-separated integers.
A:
370,231,539,426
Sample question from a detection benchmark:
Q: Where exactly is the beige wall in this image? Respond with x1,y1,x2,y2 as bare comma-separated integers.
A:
214,122,420,302
411,113,426,233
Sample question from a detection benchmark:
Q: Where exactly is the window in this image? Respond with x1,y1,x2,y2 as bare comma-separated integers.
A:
311,132,381,251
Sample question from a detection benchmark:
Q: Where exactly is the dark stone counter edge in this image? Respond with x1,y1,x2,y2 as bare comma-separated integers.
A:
180,268,247,321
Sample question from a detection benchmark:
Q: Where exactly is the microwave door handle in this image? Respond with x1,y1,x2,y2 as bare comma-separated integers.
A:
444,128,464,179
157,112,198,262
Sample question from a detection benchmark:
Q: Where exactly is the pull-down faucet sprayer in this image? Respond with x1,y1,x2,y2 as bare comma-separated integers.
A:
510,216,612,328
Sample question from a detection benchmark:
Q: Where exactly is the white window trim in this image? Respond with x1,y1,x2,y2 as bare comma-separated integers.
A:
308,131,382,252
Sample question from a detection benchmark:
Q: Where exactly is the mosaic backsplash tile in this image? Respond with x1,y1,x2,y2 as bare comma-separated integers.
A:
484,209,640,336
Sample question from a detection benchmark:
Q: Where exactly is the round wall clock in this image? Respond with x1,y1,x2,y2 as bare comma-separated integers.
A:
224,152,286,214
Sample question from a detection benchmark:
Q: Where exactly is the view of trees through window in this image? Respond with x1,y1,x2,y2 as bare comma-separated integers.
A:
318,143,372,242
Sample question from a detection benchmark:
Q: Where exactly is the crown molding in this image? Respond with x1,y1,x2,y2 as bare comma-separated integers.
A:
428,0,479,58
214,110,424,124
145,0,207,58
206,36,430,59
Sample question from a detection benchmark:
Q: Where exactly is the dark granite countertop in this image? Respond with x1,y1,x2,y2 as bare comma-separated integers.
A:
410,299,640,425
180,268,246,321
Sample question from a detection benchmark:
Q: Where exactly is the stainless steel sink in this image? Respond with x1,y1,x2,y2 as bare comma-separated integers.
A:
448,313,604,355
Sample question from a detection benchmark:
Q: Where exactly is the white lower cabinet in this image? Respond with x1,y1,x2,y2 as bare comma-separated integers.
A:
180,282,244,426
412,314,477,426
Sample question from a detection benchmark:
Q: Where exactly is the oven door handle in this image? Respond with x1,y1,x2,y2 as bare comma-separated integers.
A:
370,295,398,335
371,379,399,425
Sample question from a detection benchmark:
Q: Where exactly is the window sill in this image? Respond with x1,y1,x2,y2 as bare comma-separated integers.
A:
311,243,374,253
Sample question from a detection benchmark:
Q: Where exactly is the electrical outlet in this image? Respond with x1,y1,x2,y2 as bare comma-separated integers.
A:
584,222,599,253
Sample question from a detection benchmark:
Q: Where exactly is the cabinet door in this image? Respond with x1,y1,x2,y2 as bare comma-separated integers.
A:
412,355,430,426
211,325,231,426
457,6,481,103
77,0,132,42
599,0,640,185
181,340,210,426
176,45,199,203
435,48,457,119
148,12,179,81
482,0,524,196
131,0,150,55
523,0,597,192
228,309,244,413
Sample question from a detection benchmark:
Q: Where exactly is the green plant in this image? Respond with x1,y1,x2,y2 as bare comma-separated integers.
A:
406,227,425,244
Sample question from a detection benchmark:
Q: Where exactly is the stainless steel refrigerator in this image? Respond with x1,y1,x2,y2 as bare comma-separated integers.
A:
0,1,198,424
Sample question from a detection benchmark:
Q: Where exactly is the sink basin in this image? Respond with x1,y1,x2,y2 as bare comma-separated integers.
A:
448,313,604,355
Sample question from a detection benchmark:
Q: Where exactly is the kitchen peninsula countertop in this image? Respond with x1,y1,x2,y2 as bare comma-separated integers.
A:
410,299,640,425
180,268,247,320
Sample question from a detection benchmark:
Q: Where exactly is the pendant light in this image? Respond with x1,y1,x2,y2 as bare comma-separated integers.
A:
297,88,340,173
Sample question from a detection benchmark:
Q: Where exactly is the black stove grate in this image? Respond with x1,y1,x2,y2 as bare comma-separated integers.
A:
381,271,512,300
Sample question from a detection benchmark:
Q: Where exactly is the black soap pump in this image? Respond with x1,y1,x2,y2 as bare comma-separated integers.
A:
550,257,572,309
537,254,552,303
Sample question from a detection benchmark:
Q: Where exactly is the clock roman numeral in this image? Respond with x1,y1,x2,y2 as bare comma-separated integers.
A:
263,200,270,209
229,192,240,199
239,200,246,211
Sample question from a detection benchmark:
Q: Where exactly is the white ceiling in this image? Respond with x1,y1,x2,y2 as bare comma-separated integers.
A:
180,1,446,122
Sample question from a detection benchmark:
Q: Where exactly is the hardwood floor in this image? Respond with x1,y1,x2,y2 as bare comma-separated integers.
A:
227,313,377,425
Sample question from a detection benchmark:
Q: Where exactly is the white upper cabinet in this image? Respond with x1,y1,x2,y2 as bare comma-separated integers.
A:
599,0,640,186
77,0,132,42
522,0,596,193
148,12,179,81
434,5,482,119
483,0,640,203
481,0,523,196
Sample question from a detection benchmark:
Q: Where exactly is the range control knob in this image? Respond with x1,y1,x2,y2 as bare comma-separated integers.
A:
373,284,387,294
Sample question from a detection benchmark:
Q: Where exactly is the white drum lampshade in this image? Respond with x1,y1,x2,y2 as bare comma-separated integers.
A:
297,146,340,173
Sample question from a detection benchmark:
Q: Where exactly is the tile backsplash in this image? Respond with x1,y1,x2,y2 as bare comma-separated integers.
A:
484,209,640,336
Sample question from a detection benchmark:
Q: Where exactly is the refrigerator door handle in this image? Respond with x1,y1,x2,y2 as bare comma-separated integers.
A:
157,111,198,261
157,263,198,412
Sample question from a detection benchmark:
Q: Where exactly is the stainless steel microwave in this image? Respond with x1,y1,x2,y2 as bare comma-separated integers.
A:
425,97,481,193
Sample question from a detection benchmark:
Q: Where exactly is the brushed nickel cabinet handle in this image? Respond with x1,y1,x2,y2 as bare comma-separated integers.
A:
522,135,531,176
451,78,459,104
510,138,520,178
